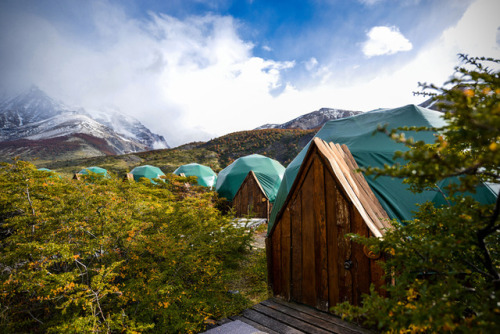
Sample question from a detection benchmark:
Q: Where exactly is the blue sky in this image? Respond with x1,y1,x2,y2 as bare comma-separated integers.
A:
0,0,499,146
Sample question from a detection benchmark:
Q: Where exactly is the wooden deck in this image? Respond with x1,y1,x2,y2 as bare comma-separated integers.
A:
226,298,372,334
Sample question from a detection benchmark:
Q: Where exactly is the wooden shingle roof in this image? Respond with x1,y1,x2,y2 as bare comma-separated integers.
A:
275,137,391,237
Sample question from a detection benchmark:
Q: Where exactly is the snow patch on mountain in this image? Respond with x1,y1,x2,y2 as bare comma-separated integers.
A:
254,123,281,130
85,106,169,149
0,86,169,153
22,114,119,140
256,107,362,130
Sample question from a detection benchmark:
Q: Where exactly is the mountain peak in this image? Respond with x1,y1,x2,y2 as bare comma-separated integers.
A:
0,87,169,157
0,86,69,127
14,85,53,103
28,84,43,93
256,107,363,130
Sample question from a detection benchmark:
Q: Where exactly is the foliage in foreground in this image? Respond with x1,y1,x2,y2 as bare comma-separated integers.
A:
333,55,500,332
0,162,265,333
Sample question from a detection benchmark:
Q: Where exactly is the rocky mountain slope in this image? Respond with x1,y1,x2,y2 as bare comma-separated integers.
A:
29,103,364,174
0,86,169,161
256,107,362,130
3,87,367,170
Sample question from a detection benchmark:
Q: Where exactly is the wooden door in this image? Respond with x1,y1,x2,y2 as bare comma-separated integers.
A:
288,163,354,309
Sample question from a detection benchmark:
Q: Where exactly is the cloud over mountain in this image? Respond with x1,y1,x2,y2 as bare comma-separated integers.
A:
0,0,497,146
0,3,296,146
362,26,413,57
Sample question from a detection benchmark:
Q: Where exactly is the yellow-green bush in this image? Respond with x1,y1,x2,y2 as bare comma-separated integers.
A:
333,55,499,333
0,161,260,333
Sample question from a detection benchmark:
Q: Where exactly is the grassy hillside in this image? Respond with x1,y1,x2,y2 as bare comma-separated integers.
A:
37,148,220,178
34,128,316,176
202,128,315,167
0,134,117,164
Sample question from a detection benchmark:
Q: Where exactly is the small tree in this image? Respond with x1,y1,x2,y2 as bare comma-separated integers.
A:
334,55,499,332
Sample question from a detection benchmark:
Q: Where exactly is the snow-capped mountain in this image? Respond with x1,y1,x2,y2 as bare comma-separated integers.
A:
85,106,169,150
256,107,362,130
0,86,169,159
0,86,76,128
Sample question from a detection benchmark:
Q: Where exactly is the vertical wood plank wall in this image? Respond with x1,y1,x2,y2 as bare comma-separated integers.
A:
268,149,385,311
233,173,270,219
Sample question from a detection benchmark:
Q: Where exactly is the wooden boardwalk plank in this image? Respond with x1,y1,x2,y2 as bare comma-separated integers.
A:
230,315,280,334
270,298,372,334
261,300,338,333
206,299,372,334
252,303,332,334
242,308,305,334
261,299,360,334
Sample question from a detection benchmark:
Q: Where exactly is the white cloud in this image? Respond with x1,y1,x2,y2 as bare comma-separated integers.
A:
151,0,499,137
235,0,500,119
2,0,498,147
304,57,318,71
0,3,297,146
290,0,500,112
362,26,413,57
358,0,424,6
358,0,384,5
438,0,500,58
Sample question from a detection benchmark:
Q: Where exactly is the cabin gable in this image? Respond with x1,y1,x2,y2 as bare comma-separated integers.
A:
233,171,271,220
267,138,389,311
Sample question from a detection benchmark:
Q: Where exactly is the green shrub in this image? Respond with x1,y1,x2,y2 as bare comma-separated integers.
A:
333,55,500,333
0,160,258,333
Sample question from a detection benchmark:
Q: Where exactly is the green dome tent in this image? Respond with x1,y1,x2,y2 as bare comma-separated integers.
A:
130,165,165,183
79,166,109,178
216,154,285,202
173,163,217,188
38,167,61,178
269,104,497,233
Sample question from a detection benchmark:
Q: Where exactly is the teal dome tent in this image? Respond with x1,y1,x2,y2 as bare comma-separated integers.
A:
38,168,61,178
130,165,165,183
216,154,285,202
269,104,497,233
79,166,109,178
173,163,217,188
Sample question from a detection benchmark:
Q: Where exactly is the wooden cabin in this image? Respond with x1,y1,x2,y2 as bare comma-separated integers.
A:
233,171,271,220
266,137,392,312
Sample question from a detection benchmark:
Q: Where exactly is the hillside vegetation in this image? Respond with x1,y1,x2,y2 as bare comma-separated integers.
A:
0,161,267,332
0,134,118,163
201,128,315,167
334,55,499,333
35,128,315,177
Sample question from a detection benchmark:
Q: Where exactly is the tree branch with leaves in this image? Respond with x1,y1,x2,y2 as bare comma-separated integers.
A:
334,55,500,333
